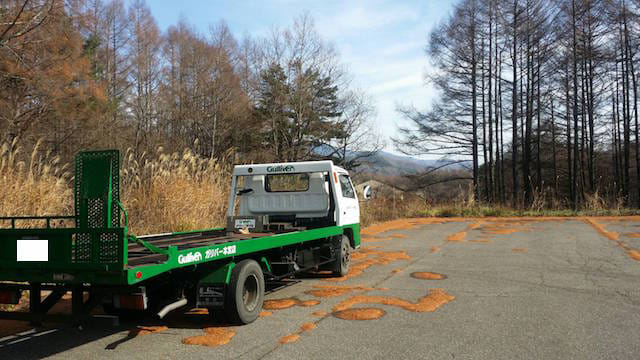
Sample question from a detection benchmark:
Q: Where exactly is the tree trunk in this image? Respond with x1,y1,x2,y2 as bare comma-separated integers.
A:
523,7,532,207
551,96,558,199
481,36,489,202
488,0,494,203
571,0,579,209
623,10,639,207
536,46,542,192
511,0,519,206
565,59,572,204
471,1,479,202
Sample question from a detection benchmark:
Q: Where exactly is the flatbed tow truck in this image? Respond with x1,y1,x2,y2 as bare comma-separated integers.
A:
0,150,362,325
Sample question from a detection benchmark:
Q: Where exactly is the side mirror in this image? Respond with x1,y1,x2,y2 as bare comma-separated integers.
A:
363,185,372,200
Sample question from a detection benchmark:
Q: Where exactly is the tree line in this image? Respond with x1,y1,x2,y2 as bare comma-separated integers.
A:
0,0,377,166
396,0,640,209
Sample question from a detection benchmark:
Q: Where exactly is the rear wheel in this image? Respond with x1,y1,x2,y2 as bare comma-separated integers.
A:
333,235,351,276
225,259,265,324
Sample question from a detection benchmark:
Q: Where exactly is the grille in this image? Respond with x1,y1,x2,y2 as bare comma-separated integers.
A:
99,232,120,263
73,232,92,263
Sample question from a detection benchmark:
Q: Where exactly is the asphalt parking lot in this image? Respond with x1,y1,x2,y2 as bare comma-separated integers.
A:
1,217,640,359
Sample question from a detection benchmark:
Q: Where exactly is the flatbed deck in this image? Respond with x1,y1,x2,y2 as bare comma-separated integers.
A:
126,229,296,267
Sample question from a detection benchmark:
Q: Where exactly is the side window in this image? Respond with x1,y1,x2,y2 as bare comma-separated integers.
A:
339,175,355,199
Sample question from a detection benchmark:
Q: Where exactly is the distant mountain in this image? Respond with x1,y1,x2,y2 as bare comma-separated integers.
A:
312,145,464,177
352,151,461,176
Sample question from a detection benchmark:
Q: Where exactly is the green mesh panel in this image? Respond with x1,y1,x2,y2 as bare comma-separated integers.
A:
72,150,121,264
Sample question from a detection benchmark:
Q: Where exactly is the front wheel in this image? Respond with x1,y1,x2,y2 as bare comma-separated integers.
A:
333,235,352,277
225,259,265,324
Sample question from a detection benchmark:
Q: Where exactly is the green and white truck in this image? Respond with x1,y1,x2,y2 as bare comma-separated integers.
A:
0,150,362,325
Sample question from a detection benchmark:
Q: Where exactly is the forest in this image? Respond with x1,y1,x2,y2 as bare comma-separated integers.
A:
396,0,640,210
0,0,376,166
3,0,640,223
0,0,390,231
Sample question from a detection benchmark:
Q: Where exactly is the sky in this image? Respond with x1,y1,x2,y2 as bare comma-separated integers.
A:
145,0,459,155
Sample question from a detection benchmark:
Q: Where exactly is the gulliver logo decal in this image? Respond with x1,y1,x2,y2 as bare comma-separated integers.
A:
178,245,238,265
266,165,295,173
178,251,202,264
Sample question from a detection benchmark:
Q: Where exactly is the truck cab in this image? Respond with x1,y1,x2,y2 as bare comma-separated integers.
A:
227,160,360,249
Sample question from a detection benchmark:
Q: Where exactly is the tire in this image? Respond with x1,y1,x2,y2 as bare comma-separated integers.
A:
225,259,265,324
333,235,352,277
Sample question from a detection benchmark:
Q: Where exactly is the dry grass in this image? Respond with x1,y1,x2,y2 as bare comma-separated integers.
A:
0,139,73,228
0,140,229,234
120,146,230,234
2,140,639,234
359,195,427,227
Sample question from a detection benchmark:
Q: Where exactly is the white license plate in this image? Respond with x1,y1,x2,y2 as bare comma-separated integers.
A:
16,239,49,262
235,219,256,228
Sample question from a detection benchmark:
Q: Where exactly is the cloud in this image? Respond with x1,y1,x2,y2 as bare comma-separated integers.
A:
380,40,425,57
315,2,420,40
369,74,424,94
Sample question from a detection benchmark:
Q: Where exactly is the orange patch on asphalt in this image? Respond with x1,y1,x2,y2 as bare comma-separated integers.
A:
410,272,446,280
584,218,619,241
324,248,410,282
333,288,455,314
483,227,525,235
350,252,368,260
478,220,532,235
467,221,485,230
446,231,467,242
305,285,373,298
263,298,298,310
362,217,640,238
361,218,448,236
129,325,168,337
263,298,320,310
312,311,328,317
333,307,386,320
279,334,300,344
299,300,320,307
626,233,640,238
360,236,393,243
259,311,273,317
392,268,403,274
512,248,528,253
471,239,492,243
390,234,408,238
300,322,316,332
431,246,440,253
628,250,640,261
584,218,640,261
183,327,235,347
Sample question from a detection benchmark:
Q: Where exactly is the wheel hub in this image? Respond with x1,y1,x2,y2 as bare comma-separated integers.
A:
243,274,259,312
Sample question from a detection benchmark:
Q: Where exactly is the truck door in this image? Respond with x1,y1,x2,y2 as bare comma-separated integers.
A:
336,173,359,226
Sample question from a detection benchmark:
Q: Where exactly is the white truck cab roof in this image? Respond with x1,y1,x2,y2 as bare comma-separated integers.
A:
232,160,347,176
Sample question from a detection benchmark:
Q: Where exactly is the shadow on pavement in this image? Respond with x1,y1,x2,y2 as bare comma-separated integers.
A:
0,279,301,358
